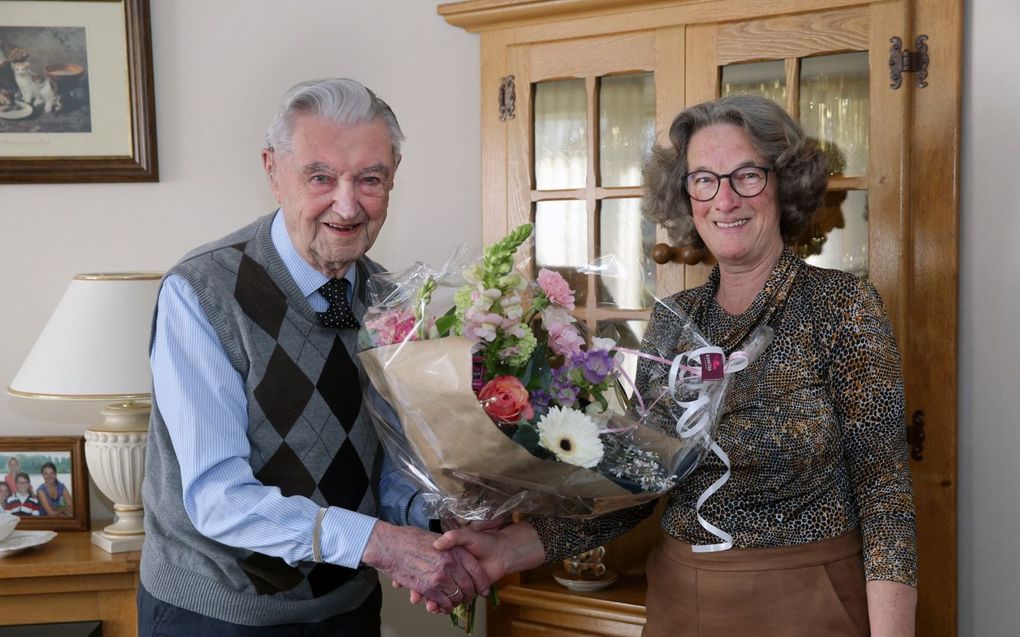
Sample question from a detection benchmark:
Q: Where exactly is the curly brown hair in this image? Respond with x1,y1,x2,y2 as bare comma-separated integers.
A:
642,95,828,249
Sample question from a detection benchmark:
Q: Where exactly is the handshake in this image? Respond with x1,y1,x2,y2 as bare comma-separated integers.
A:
360,517,546,615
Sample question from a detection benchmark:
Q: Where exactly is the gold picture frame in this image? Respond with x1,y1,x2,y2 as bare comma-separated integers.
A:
0,0,157,182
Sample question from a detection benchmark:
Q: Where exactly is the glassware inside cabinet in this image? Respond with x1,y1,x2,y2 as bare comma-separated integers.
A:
800,52,869,177
721,60,787,106
798,190,869,278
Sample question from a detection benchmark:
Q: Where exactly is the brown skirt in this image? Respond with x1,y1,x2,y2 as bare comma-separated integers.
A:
643,531,869,637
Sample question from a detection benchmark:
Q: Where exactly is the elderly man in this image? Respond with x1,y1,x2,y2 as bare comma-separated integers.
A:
139,78,487,635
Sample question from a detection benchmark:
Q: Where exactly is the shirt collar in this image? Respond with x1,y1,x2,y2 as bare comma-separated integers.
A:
271,209,357,301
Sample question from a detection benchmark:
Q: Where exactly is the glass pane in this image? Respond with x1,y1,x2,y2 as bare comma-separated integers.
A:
600,73,655,188
535,200,588,305
597,198,655,309
721,60,786,106
799,190,869,277
800,52,869,177
596,319,648,399
534,79,587,190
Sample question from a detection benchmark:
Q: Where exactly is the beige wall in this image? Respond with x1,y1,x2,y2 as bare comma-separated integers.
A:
0,0,1015,635
958,1,1020,636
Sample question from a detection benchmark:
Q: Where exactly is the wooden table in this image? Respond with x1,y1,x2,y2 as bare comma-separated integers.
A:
0,531,139,636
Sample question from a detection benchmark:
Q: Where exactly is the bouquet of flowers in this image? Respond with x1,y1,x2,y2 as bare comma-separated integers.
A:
357,223,770,629
358,223,769,518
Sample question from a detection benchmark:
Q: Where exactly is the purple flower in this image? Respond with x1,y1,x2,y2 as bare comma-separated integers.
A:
530,388,552,412
555,385,579,406
581,350,614,385
550,367,580,406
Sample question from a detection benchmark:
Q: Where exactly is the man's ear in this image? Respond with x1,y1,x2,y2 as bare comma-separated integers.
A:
262,148,281,200
261,148,275,183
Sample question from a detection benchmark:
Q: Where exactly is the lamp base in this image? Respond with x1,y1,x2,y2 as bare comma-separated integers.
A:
84,401,149,554
91,530,144,553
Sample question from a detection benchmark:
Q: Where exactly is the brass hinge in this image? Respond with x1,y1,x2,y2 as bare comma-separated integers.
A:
889,35,929,89
498,75,516,120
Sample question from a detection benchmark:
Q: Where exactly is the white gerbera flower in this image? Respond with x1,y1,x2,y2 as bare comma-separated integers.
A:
537,407,604,468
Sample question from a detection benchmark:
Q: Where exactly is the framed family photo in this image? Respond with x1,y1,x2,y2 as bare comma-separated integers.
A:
1,436,90,531
0,0,157,182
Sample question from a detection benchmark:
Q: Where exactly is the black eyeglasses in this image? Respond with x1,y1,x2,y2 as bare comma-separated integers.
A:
682,166,772,202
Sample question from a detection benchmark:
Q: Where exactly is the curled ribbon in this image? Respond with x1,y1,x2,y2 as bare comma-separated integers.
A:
608,345,748,550
666,346,748,553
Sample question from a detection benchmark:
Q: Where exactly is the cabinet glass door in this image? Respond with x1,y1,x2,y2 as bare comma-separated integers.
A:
508,32,684,383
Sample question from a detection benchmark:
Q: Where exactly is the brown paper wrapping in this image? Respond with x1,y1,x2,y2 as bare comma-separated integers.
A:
359,336,665,517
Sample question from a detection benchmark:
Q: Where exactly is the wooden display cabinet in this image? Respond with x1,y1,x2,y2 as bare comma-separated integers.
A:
439,1,962,635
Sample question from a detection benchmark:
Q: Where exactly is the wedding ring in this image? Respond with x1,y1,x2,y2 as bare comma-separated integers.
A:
444,587,462,600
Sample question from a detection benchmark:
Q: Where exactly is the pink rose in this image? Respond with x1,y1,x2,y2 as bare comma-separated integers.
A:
547,323,584,356
478,375,534,423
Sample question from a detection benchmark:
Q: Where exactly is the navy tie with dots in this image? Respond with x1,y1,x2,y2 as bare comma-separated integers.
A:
317,278,360,329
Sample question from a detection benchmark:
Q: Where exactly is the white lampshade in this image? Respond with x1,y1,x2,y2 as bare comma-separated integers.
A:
8,272,162,554
8,273,161,400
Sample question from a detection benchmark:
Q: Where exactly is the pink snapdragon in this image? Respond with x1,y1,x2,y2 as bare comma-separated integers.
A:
537,269,575,310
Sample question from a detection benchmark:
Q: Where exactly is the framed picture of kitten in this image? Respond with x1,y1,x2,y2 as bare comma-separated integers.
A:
0,436,90,532
0,0,157,183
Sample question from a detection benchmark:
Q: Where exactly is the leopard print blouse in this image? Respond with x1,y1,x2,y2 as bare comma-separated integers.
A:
531,248,917,586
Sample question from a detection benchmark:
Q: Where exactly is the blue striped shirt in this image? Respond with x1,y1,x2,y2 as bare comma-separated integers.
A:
151,210,426,569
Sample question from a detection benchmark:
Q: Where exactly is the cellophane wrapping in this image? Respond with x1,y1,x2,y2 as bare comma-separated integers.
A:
357,224,770,522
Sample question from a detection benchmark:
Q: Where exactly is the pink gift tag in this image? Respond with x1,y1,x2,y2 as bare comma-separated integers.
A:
700,352,725,380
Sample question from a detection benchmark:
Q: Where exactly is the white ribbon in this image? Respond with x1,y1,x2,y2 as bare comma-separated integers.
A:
691,442,733,553
667,347,750,552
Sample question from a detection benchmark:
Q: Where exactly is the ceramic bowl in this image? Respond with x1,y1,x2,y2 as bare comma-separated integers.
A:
0,511,19,543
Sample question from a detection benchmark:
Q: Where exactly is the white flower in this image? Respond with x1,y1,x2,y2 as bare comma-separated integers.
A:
537,407,604,468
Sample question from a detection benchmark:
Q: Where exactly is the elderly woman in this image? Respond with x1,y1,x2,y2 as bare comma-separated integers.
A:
435,95,917,636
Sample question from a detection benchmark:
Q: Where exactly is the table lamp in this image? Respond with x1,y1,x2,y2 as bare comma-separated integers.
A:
7,272,162,553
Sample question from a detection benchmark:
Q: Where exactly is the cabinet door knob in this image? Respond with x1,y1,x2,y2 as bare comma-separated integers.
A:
651,243,708,265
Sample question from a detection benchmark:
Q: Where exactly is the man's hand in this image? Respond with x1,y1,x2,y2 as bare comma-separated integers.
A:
404,522,548,613
361,521,490,614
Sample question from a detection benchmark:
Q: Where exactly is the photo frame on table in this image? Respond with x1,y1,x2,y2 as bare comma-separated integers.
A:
0,0,158,183
0,436,90,531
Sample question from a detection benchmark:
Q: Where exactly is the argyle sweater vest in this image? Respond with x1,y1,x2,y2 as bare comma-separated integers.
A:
140,213,385,626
